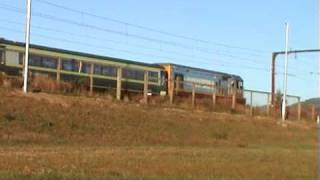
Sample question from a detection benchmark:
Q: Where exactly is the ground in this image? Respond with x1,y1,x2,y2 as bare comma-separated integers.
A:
0,88,317,179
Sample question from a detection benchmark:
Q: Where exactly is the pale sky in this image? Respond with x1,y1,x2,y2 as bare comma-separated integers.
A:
0,0,318,100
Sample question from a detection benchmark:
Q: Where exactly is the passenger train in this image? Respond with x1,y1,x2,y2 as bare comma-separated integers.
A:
0,38,243,96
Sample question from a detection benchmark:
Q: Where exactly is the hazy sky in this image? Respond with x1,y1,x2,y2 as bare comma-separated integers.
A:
0,0,318,100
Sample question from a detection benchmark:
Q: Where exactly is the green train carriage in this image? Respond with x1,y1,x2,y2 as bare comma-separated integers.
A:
0,38,166,94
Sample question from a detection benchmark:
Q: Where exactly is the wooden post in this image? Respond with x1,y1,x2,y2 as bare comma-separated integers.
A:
89,63,94,96
231,88,236,111
192,83,196,108
297,97,301,121
212,91,216,108
250,91,253,116
56,58,61,84
169,78,174,105
267,94,271,116
143,71,149,104
312,105,316,121
116,67,122,100
175,76,180,95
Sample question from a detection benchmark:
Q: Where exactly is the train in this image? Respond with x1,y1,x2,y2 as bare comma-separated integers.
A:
0,38,244,97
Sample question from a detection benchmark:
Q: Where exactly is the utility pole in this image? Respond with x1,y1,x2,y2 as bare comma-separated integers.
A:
317,0,320,122
282,23,289,122
23,0,32,93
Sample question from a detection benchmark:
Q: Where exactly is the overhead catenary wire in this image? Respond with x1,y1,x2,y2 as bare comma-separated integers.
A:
0,18,274,68
0,3,269,60
0,2,314,79
35,0,270,55
0,26,275,73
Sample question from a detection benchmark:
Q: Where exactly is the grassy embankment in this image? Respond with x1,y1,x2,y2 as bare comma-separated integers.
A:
0,87,317,179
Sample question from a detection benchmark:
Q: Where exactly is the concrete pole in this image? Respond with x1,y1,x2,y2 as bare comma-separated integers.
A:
282,23,289,122
317,0,320,121
23,0,32,93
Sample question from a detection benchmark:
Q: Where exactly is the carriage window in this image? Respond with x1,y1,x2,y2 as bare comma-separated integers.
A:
94,64,102,75
123,68,144,80
94,64,116,77
102,66,116,76
148,71,159,83
81,62,92,74
62,59,79,72
29,55,42,67
24,54,57,69
41,56,57,69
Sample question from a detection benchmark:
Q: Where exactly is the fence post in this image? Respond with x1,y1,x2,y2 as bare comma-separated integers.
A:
192,83,196,108
89,63,94,96
143,71,149,104
116,67,122,100
231,88,236,111
169,78,174,105
56,58,61,85
175,77,181,95
312,105,316,122
297,97,301,121
250,91,253,116
212,87,216,108
267,93,271,116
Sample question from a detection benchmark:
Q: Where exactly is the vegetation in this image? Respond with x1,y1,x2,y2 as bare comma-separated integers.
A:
0,80,317,179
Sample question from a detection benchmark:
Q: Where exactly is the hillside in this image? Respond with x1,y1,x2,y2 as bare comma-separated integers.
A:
304,98,320,112
0,88,317,179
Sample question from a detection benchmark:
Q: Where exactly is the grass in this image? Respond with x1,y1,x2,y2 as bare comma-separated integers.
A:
0,88,317,179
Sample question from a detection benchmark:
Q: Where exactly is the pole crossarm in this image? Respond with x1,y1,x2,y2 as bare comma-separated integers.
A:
271,49,320,107
273,49,320,57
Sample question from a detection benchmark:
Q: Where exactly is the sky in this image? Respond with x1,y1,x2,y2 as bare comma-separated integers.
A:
0,0,318,100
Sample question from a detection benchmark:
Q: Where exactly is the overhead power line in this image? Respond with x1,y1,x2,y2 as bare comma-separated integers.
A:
35,0,270,55
0,4,313,75
0,26,274,73
0,18,272,68
0,2,271,61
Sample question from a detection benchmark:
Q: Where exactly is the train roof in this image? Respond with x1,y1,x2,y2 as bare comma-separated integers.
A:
0,38,162,69
157,63,243,80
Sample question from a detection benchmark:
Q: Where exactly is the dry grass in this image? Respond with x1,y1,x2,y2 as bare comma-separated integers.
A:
0,87,317,179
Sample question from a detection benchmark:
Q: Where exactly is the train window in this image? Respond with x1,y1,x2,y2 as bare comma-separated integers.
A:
238,81,243,89
94,64,102,75
25,54,57,69
81,62,91,74
62,59,79,72
94,64,116,77
41,56,57,69
148,71,159,83
102,65,117,76
123,68,144,80
29,55,42,67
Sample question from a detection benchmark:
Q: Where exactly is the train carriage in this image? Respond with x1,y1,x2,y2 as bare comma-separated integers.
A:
0,38,165,94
